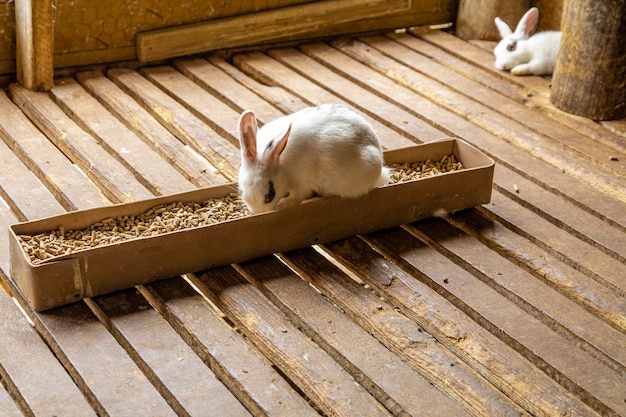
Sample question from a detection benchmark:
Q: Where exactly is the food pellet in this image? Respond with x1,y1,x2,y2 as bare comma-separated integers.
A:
18,155,464,264
386,154,464,184
18,193,250,264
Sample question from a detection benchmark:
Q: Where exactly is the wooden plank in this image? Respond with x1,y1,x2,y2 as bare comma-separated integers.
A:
489,165,626,267
14,0,53,90
151,58,410,150
174,57,292,121
0,275,97,416
272,41,626,227
0,91,110,212
0,206,95,416
232,51,428,149
136,65,242,143
142,278,320,417
370,225,625,415
8,84,154,204
76,71,230,186
409,217,626,373
34,301,177,416
50,77,197,196
323,237,601,417
484,191,626,297
136,0,411,62
280,248,531,417
423,28,626,155
0,383,21,417
90,288,252,417
325,38,626,199
207,56,311,114
193,266,392,417
0,126,65,222
357,33,625,175
242,254,509,417
111,67,241,179
444,206,626,332
396,30,626,155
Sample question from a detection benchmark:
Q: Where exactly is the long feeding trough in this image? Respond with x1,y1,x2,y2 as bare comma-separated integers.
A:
10,138,494,311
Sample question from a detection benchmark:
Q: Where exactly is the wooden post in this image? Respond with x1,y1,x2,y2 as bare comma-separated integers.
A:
455,0,532,40
551,0,626,120
15,0,54,91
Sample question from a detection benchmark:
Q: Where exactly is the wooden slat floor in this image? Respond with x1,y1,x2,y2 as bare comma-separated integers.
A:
0,28,625,416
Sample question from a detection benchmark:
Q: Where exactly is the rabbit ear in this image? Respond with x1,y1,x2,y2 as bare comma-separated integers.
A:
239,110,257,163
515,7,539,37
264,123,292,169
494,16,513,38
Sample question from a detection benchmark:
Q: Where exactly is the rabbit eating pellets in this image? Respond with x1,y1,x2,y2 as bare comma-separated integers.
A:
494,7,562,75
237,104,390,214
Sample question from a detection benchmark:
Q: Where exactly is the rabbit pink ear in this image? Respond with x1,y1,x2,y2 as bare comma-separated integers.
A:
265,123,292,169
515,7,539,37
239,111,257,163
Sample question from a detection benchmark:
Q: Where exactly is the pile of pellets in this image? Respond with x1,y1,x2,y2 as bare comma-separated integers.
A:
18,154,464,264
18,193,250,264
387,154,464,184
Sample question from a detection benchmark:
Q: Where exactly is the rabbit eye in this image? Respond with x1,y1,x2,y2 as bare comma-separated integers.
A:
507,42,517,52
265,181,276,204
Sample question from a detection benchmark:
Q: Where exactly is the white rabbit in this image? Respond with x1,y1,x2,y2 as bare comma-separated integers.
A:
494,7,562,75
237,104,390,214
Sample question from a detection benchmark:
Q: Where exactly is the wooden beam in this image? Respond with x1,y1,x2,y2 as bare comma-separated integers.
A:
15,0,54,91
136,0,410,62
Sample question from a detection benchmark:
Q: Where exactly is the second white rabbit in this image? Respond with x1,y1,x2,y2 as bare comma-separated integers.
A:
494,7,562,75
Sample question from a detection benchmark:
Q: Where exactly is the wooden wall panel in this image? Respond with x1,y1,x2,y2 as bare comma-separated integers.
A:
0,2,15,75
3,0,459,78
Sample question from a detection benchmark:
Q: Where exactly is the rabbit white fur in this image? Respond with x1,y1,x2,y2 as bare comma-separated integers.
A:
238,104,389,213
494,7,562,75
